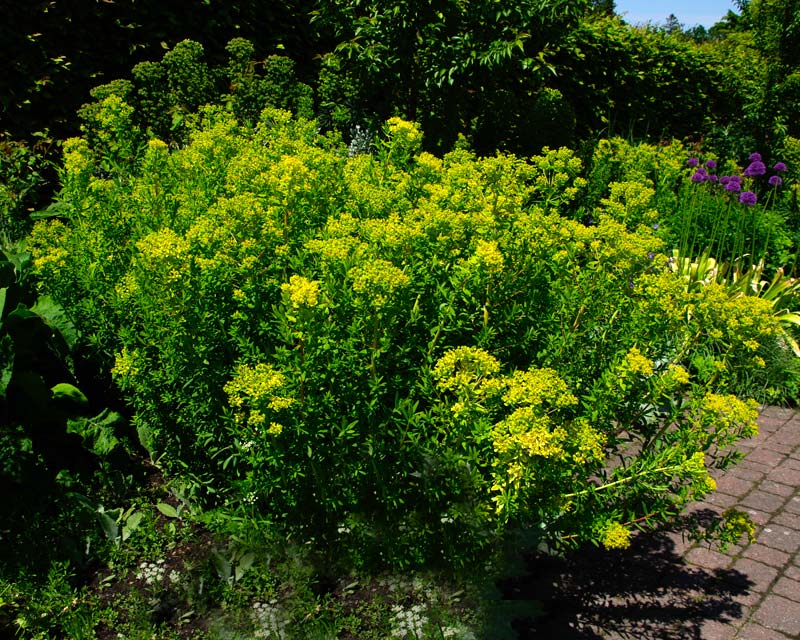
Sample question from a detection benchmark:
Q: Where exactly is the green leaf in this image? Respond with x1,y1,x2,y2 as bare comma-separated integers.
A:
0,335,13,398
30,296,79,349
211,551,232,582
51,382,89,407
122,511,143,541
157,502,180,518
234,551,255,581
97,510,119,544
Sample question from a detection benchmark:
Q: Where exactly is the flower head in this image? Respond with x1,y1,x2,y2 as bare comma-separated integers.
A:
744,161,766,176
724,181,742,192
769,175,783,187
749,152,762,162
691,171,707,183
705,159,717,169
687,157,700,167
739,191,757,206
719,176,730,185
773,162,787,172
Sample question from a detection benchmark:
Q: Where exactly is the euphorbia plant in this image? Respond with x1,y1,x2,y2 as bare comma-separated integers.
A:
28,105,785,569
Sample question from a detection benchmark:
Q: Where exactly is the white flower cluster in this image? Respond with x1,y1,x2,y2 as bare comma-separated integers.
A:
135,559,165,586
252,599,290,639
390,603,428,639
441,623,477,639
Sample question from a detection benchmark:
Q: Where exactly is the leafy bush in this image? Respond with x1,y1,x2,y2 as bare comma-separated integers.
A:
30,107,785,570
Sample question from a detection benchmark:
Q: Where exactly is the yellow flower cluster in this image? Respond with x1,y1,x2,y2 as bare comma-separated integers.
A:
386,117,423,154
281,275,320,309
502,368,577,408
433,346,501,394
469,239,505,274
492,408,567,458
62,137,93,179
601,522,631,550
111,347,140,381
699,393,760,439
568,419,607,464
349,259,410,309
600,180,658,229
623,346,654,377
224,363,294,431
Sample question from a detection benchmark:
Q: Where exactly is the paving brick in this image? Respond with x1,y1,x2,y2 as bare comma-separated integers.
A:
743,448,786,467
701,619,739,639
716,475,756,498
782,457,800,470
767,465,800,486
732,466,768,482
735,623,792,639
785,497,800,515
686,546,732,570
785,565,800,580
708,492,742,508
732,558,779,593
772,426,800,447
740,460,775,476
755,526,800,554
741,491,788,513
753,594,800,636
771,511,800,529
741,543,791,568
772,576,800,603
759,480,795,497
744,509,772,526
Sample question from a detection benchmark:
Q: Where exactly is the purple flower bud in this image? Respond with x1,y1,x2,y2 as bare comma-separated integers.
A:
652,223,659,230
725,181,742,192
743,161,766,176
739,191,757,205
729,175,742,183
720,176,731,185
749,152,762,162
769,175,783,187
647,252,655,261
687,157,700,167
705,160,717,169
709,175,719,182
773,162,788,172
691,171,707,183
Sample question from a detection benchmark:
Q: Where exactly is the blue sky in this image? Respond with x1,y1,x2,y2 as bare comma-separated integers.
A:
614,1,739,28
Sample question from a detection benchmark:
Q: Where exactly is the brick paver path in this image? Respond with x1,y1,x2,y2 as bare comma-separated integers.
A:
519,406,800,639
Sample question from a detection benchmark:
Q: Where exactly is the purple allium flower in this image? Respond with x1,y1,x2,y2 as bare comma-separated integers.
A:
705,159,718,169
749,152,762,162
709,175,719,182
725,181,742,192
691,171,707,183
744,161,767,176
652,223,659,230
687,157,700,167
647,252,655,261
729,175,742,183
739,191,757,205
769,175,783,187
773,162,788,172
720,175,731,185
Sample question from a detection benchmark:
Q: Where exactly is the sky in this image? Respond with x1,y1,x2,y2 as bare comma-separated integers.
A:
613,1,739,28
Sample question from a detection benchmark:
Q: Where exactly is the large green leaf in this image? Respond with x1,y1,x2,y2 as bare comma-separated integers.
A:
30,296,79,349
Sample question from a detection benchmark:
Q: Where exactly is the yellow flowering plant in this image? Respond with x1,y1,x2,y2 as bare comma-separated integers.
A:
29,109,793,570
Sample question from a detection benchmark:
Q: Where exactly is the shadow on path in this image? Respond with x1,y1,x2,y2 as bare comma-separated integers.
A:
500,525,753,639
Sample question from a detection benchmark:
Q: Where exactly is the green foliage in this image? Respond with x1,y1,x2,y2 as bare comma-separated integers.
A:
0,134,56,242
29,110,788,572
